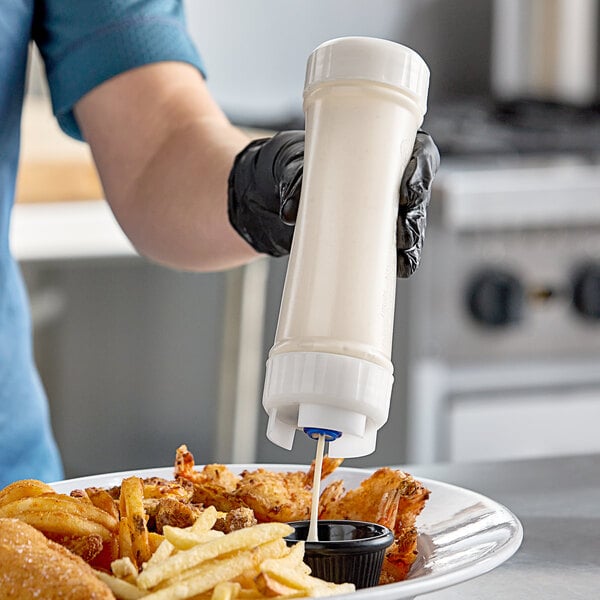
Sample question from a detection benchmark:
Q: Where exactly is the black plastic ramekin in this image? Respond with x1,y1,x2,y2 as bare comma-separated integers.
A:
286,520,395,589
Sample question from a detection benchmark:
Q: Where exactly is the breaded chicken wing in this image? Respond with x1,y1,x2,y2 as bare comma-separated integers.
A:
319,467,430,583
175,445,240,492
175,445,343,522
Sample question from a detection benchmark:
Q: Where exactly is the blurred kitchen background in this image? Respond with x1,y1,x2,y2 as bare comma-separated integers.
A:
15,0,600,477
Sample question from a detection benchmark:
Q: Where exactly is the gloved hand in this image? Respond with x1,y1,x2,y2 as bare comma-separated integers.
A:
228,130,440,277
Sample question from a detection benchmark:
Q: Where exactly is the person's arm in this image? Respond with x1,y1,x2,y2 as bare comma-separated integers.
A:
74,61,258,272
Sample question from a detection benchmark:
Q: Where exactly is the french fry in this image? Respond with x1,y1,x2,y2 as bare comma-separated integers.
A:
0,479,55,507
63,494,120,530
163,525,224,550
143,552,254,600
260,542,308,573
164,539,288,592
142,539,288,600
261,540,354,597
236,589,271,599
191,505,218,532
87,487,120,520
137,523,293,590
95,571,147,600
212,581,241,600
119,517,134,564
148,531,165,555
255,572,303,598
0,507,113,540
111,556,138,582
144,538,175,569
0,494,118,535
121,477,152,568
261,562,355,597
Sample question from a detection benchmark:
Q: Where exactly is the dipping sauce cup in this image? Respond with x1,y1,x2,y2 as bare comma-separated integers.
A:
286,520,395,589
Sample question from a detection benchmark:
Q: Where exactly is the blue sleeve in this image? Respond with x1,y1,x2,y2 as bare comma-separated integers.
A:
33,0,206,141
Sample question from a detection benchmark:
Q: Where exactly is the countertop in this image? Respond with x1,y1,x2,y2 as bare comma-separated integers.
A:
406,453,600,598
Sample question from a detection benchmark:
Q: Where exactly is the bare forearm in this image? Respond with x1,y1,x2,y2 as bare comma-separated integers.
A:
113,115,256,270
75,62,258,271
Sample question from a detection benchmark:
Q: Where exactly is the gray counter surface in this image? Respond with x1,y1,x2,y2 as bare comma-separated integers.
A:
403,453,600,598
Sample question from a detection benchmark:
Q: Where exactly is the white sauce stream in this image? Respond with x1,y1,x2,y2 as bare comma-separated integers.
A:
307,433,326,542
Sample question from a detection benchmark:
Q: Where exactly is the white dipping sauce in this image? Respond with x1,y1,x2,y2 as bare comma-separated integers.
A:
308,433,327,542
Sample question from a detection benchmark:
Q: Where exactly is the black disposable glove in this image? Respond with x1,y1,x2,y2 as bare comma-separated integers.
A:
228,130,440,277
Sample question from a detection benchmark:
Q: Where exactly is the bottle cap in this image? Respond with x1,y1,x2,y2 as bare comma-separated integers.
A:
262,351,393,458
304,36,430,116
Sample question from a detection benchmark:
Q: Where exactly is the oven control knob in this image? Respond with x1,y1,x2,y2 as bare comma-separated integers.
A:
466,269,524,327
572,263,600,320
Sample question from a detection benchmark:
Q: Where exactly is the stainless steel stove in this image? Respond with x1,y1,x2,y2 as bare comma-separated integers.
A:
402,152,600,463
396,0,600,463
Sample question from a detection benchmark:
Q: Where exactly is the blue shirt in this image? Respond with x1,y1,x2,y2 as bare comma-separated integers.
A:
0,0,203,487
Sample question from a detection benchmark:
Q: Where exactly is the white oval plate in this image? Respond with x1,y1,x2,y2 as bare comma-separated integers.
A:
52,465,523,600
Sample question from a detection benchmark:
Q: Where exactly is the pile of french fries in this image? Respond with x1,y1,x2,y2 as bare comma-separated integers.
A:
99,504,354,599
0,476,354,599
0,478,119,557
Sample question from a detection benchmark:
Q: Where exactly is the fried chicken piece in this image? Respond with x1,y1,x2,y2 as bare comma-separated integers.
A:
214,507,257,533
303,456,344,487
154,497,200,534
87,489,120,520
174,444,197,479
175,446,344,524
189,482,248,513
235,457,344,523
379,527,419,583
174,445,240,492
143,477,194,501
320,468,428,533
68,488,89,501
143,497,160,521
175,446,246,512
199,465,241,492
46,533,104,563
318,479,345,515
0,518,114,599
319,467,429,583
234,468,310,522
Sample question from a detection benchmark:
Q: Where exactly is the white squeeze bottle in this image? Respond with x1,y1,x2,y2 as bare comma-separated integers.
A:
262,37,430,458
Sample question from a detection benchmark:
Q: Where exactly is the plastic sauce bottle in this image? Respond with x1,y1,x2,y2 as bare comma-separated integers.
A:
262,37,430,458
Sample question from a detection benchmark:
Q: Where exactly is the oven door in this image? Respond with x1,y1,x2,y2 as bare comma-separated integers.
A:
406,357,600,463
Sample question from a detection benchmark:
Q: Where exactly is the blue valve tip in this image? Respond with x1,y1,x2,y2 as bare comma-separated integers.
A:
303,427,342,442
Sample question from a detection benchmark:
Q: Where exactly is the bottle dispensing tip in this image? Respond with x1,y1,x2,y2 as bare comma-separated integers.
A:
303,427,342,442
